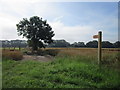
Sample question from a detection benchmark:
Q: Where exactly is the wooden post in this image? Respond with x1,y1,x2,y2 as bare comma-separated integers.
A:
98,31,102,64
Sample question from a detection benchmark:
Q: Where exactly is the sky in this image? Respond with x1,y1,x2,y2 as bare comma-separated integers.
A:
0,0,119,43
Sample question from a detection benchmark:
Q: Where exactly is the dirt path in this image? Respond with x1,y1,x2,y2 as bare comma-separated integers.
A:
22,55,53,62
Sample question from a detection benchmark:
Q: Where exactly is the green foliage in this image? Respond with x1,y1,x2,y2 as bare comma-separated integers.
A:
3,56,120,88
16,16,55,50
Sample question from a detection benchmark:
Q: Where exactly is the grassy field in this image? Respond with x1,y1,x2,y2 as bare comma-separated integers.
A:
2,48,120,88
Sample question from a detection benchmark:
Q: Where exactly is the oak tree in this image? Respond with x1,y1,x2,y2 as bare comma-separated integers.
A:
16,16,54,51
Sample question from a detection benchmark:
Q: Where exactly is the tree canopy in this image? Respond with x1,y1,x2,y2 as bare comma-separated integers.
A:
86,40,98,48
48,40,70,47
16,16,55,50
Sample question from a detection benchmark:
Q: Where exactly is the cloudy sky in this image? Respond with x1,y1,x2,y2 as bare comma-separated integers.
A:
0,0,119,43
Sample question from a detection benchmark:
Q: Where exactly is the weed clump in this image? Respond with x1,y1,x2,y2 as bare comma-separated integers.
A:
2,50,23,60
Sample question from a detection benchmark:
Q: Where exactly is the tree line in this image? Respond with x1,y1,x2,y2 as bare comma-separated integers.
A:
0,39,119,48
0,40,27,49
48,40,120,48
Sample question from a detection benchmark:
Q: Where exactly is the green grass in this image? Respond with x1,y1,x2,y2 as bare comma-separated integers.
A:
2,56,120,88
0,60,2,89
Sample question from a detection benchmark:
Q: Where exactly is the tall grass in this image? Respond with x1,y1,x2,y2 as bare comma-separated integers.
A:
56,48,119,67
2,50,23,60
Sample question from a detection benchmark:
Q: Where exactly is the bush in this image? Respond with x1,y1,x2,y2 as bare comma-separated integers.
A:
2,50,23,61
44,49,59,56
24,49,60,56
36,49,59,56
23,51,33,55
36,49,46,56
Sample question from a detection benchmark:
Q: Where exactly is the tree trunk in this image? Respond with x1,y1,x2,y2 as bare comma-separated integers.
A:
33,45,38,51
32,39,38,51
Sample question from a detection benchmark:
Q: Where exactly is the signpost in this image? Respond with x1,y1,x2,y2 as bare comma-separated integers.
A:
93,35,98,39
93,31,102,65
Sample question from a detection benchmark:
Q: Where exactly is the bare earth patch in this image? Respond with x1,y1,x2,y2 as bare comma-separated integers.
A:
22,55,53,62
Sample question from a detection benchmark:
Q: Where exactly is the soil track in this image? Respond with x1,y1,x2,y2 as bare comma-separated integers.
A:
22,55,53,62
